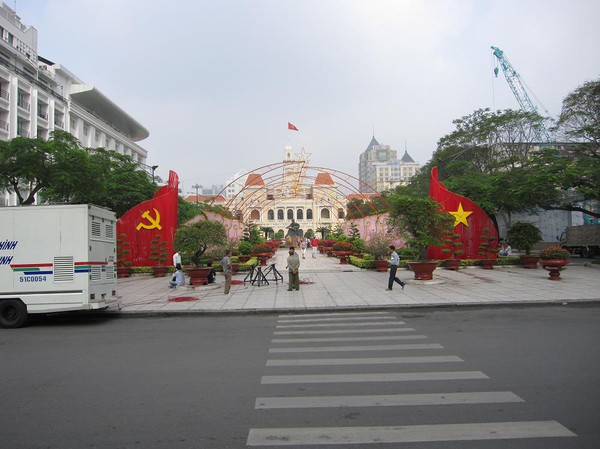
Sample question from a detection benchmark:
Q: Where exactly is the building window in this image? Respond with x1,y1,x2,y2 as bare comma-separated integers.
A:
287,209,294,220
297,209,303,220
267,209,274,220
306,209,313,220
251,209,260,220
338,208,345,219
277,209,284,220
321,208,330,219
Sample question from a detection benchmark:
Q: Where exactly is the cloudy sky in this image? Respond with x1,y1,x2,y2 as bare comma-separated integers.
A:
15,0,600,194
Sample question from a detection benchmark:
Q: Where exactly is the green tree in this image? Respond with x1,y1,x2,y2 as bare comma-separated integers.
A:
173,220,227,266
0,131,82,205
260,226,274,239
387,195,454,260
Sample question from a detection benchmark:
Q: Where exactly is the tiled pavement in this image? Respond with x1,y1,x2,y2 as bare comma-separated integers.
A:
111,249,600,315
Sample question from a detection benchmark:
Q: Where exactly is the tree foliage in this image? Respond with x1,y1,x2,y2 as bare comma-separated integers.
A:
173,220,227,266
0,131,156,216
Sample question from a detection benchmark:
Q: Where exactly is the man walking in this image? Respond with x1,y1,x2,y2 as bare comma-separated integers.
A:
386,245,405,291
286,246,300,291
311,237,318,258
221,250,232,295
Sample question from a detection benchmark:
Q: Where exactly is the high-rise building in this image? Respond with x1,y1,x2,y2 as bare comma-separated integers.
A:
0,3,149,206
358,135,420,193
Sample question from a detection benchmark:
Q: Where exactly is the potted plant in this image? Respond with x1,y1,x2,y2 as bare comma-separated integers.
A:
173,220,228,285
238,240,253,263
116,233,132,278
388,196,453,280
539,246,571,280
149,234,170,277
365,232,394,272
478,227,499,270
252,242,272,266
332,241,354,264
441,232,464,271
506,221,543,268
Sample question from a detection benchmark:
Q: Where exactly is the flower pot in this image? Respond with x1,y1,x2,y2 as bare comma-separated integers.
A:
480,259,496,270
407,261,438,280
117,267,132,278
185,266,213,285
373,260,389,272
238,255,251,263
152,265,167,277
539,259,570,280
520,255,539,269
230,262,239,275
334,250,353,264
444,259,460,271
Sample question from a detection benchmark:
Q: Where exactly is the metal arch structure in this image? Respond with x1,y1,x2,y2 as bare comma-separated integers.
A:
208,161,391,233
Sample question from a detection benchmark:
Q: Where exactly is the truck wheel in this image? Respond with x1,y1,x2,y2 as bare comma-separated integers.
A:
0,300,29,329
581,248,590,258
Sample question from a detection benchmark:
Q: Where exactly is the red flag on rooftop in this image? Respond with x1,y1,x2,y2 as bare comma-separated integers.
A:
288,122,298,131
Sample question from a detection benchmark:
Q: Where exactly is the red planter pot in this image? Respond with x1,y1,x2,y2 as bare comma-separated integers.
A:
539,259,570,280
373,260,389,272
480,259,496,270
520,255,539,269
444,259,460,271
334,251,353,264
152,265,167,277
407,261,438,280
238,255,251,263
185,266,213,285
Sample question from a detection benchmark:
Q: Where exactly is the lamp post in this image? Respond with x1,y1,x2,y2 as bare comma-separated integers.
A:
191,183,202,205
151,165,158,183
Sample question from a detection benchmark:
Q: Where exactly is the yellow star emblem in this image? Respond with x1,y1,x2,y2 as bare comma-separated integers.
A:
449,202,473,227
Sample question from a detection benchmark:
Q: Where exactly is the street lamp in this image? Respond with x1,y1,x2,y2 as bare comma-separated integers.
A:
151,165,158,183
191,183,202,205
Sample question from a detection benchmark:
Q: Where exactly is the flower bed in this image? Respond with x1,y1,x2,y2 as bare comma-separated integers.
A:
539,246,570,260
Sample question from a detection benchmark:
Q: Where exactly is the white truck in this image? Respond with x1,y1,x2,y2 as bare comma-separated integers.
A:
0,204,118,328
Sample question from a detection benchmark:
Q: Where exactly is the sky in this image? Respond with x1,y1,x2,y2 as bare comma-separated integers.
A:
14,0,600,195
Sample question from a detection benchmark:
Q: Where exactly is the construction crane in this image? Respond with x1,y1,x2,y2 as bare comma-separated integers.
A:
491,46,552,143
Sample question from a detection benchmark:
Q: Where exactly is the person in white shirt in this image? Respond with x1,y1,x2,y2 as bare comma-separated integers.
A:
386,245,405,291
172,251,182,267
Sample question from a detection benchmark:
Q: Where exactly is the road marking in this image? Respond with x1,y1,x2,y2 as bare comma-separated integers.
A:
277,316,399,324
269,343,442,353
266,355,462,366
255,391,523,409
247,421,576,445
278,312,392,318
276,321,406,328
261,371,488,384
271,335,427,343
274,328,416,335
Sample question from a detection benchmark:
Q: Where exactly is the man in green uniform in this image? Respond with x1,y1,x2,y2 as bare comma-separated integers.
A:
286,246,300,291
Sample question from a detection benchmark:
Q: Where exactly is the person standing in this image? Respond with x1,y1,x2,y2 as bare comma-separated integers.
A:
300,238,307,259
221,250,232,295
311,237,318,258
172,251,182,267
386,245,405,291
286,246,300,291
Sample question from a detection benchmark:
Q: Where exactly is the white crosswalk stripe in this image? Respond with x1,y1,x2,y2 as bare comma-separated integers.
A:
247,312,576,446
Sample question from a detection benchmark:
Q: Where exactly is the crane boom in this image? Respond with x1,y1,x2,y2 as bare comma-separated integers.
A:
491,46,551,142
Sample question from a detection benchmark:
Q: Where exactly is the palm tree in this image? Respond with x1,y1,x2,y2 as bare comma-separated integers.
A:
260,226,274,239
317,226,329,239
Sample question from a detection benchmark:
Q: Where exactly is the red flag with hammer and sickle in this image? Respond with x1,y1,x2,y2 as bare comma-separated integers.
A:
117,171,179,267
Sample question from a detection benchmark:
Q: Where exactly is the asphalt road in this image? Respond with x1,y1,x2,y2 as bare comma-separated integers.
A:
1,305,598,449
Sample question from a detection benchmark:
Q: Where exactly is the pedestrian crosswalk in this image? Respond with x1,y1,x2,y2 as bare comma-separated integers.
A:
247,311,576,446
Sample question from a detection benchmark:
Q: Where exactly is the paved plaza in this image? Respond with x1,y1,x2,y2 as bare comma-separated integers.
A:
112,249,600,315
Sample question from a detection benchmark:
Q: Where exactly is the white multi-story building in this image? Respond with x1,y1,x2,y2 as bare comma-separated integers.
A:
358,135,420,193
0,3,148,206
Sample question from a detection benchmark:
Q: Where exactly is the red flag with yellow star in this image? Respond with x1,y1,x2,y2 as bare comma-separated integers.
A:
428,166,498,260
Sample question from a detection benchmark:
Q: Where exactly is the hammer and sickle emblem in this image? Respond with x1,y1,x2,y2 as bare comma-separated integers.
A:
136,208,162,230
